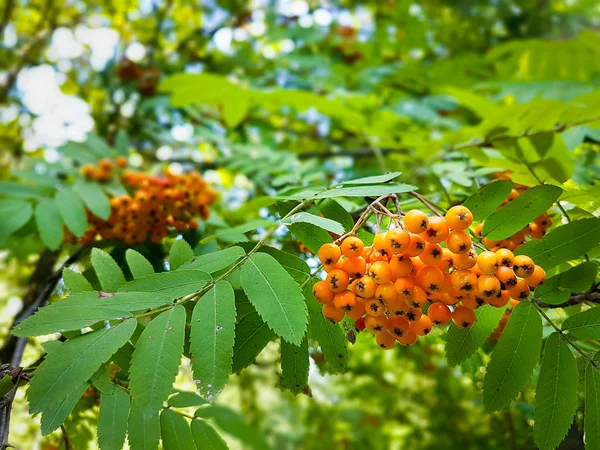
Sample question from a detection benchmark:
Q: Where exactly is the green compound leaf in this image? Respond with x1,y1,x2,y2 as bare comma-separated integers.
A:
180,246,245,273
91,248,126,292
98,387,130,450
56,189,88,237
0,199,33,238
534,262,597,305
128,403,160,450
585,362,600,450
125,249,155,279
463,180,513,222
281,336,309,395
63,268,94,292
160,409,196,450
75,179,111,220
282,212,345,235
170,239,194,270
119,270,212,300
562,307,600,340
40,382,88,436
191,419,229,450
35,198,64,250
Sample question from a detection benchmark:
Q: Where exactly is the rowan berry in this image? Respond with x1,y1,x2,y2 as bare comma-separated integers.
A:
80,164,96,179
404,209,429,234
438,248,455,271
421,216,449,243
415,266,445,293
477,251,498,274
477,274,501,298
473,222,484,237
404,233,426,257
389,254,413,276
412,315,432,336
368,249,388,263
509,279,530,300
347,297,366,320
341,236,364,258
343,256,367,279
419,243,444,266
397,330,418,346
440,292,462,306
453,249,478,270
355,317,366,332
452,305,476,328
368,260,393,285
507,189,520,201
525,265,546,287
318,243,342,266
534,213,552,228
496,266,518,289
354,276,377,298
427,302,452,326
495,248,514,267
407,285,429,309
445,205,473,231
386,228,410,253
394,277,414,300
513,255,535,278
313,281,335,304
446,230,472,254
487,289,511,308
333,290,357,312
375,282,398,306
365,315,388,334
326,269,350,293
376,331,397,350
451,269,477,293
529,222,546,239
386,316,411,339
461,294,480,309
115,156,128,168
405,307,423,322
322,303,345,323
365,298,385,316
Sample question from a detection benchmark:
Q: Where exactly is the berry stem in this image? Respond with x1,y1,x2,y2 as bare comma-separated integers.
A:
409,191,444,217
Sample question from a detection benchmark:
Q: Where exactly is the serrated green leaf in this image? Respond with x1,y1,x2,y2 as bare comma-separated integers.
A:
463,180,514,222
200,219,274,244
238,244,309,284
160,409,196,450
190,281,236,400
13,297,132,337
317,199,354,232
35,198,64,250
304,282,347,372
288,222,332,254
129,305,185,414
482,185,562,240
281,337,309,395
195,405,270,449
63,268,94,292
445,305,506,366
119,270,212,300
340,172,402,185
128,404,160,450
241,253,307,345
585,363,600,450
311,183,417,199
562,307,600,340
535,263,598,305
282,212,345,235
52,291,171,313
170,239,194,270
125,249,155,279
232,306,275,373
98,387,130,450
56,189,88,237
534,333,578,450
0,199,33,237
91,248,127,292
181,246,245,273
40,382,88,436
168,391,208,408
91,365,115,394
191,419,229,450
483,301,542,412
515,218,600,270
75,180,111,220
28,318,136,414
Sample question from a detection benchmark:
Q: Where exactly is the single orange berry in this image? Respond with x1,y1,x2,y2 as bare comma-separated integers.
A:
496,266,518,289
376,330,397,350
473,222,484,237
343,256,367,279
446,230,472,254
397,330,418,346
451,269,477,293
525,265,546,287
419,242,444,266
405,307,423,322
445,205,473,231
341,236,364,258
368,260,393,285
404,233,426,257
421,216,449,244
495,248,514,268
333,290,357,312
115,156,128,168
477,274,501,298
375,282,398,306
322,303,344,323
404,209,429,234
428,302,452,326
318,243,342,266
513,255,535,278
453,249,477,270
438,248,455,271
394,277,414,300
452,305,476,328
365,298,385,316
461,294,480,309
346,297,366,320
365,315,388,334
412,315,432,336
386,228,410,253
487,290,511,308
313,281,335,305
373,232,393,257
386,316,411,339
477,251,498,274
326,269,350,293
509,279,530,300
389,254,413,277
354,276,377,298
415,266,445,293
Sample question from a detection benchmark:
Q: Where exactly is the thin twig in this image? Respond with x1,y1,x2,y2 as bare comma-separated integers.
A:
409,191,444,217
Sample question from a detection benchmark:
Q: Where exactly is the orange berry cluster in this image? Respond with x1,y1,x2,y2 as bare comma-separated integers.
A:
312,205,546,350
80,157,128,182
67,160,217,246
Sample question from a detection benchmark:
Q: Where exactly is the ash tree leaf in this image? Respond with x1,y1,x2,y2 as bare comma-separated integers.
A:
483,301,542,412
282,212,345,235
232,303,275,373
311,183,417,199
40,382,88,436
92,248,127,292
190,281,236,400
56,189,88,237
35,198,64,250
98,386,130,450
119,270,212,300
585,362,600,450
534,262,598,305
75,179,111,220
240,252,308,345
562,307,600,340
534,333,578,450
63,268,94,292
160,409,196,450
129,305,186,415
317,199,354,232
341,172,402,185
170,239,194,271
180,246,245,273
27,318,137,414
128,404,160,450
482,184,562,240
515,217,600,270
281,336,309,395
168,390,208,408
191,419,229,450
0,199,33,237
288,222,332,254
125,249,155,279
463,180,514,222
304,282,347,372
445,305,506,366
